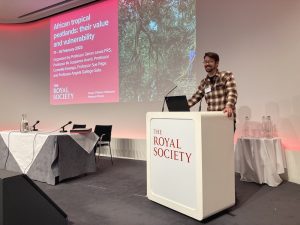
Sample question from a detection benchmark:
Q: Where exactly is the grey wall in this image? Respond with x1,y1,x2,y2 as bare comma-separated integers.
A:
195,0,300,151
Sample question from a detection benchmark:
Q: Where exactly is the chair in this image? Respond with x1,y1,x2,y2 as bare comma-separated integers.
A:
72,124,86,129
94,125,113,165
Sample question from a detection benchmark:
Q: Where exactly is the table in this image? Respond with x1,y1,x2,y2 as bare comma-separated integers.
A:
235,137,287,187
0,131,98,185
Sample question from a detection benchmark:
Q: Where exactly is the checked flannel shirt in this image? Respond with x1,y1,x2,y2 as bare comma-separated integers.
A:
188,70,238,119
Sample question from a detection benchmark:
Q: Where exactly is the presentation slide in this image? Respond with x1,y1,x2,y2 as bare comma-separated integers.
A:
50,0,196,105
50,0,118,105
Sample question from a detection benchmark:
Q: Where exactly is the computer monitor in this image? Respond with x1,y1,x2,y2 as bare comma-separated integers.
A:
165,95,190,112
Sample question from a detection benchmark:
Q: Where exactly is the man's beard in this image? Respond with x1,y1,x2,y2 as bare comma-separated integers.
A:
205,66,213,72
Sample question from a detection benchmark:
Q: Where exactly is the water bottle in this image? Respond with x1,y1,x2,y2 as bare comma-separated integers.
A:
243,116,250,137
265,116,273,138
272,124,278,137
20,114,29,133
261,116,266,137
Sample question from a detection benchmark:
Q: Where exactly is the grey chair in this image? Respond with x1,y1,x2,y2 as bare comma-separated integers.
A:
94,125,113,165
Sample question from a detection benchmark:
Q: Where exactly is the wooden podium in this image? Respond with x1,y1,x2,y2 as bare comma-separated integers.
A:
146,112,235,221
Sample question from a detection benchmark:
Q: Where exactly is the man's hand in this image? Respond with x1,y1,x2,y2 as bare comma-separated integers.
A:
223,107,233,117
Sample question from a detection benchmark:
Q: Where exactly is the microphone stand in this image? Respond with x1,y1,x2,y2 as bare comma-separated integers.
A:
161,85,178,112
198,99,202,112
32,124,38,131
60,126,68,133
32,121,40,131
60,122,72,133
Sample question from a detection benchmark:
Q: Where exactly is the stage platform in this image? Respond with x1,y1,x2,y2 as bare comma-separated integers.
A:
35,157,300,225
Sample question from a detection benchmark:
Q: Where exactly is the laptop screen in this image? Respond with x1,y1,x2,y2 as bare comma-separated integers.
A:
165,95,190,112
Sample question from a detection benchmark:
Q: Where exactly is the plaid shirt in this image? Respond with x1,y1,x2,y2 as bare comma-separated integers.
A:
188,70,238,118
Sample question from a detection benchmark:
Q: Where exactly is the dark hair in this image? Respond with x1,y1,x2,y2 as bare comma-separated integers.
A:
204,52,219,63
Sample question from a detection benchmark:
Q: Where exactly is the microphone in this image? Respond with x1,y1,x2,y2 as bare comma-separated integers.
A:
32,120,40,131
60,121,72,133
161,85,177,112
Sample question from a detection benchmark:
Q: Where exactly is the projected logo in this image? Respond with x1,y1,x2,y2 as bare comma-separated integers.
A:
52,84,74,101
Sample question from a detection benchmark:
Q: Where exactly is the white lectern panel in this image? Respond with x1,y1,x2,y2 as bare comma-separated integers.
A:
150,118,196,209
147,112,234,221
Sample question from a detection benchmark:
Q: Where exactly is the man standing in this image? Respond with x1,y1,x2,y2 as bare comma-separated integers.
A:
188,52,238,130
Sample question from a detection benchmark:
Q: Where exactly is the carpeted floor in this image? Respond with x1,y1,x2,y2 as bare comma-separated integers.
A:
35,158,300,225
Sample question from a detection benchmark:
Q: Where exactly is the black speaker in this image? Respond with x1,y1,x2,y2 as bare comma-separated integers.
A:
0,170,68,225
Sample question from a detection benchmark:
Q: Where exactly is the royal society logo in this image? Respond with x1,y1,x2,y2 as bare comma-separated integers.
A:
53,84,74,100
152,129,192,163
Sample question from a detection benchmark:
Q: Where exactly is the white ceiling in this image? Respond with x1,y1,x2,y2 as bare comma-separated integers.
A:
0,0,98,23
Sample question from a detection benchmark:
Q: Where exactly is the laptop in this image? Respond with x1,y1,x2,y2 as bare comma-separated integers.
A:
165,95,190,112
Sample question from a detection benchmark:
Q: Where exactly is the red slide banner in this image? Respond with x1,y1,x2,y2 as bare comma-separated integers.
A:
50,0,119,105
